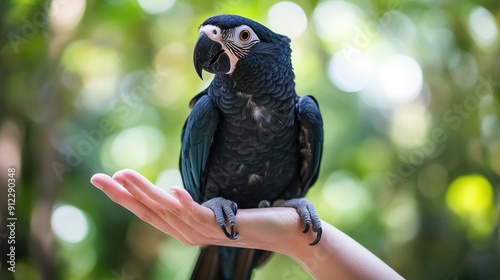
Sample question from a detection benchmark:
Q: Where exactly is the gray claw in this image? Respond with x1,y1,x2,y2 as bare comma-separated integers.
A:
303,223,310,234
230,225,239,239
202,197,239,240
275,198,322,246
220,224,238,240
258,200,271,208
231,201,238,215
309,227,322,246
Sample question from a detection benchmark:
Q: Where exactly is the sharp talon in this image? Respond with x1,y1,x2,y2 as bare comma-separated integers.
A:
231,232,239,240
231,202,238,215
203,197,239,240
309,227,322,246
220,224,232,239
258,200,271,208
277,198,322,245
220,224,239,240
303,223,310,233
229,225,238,240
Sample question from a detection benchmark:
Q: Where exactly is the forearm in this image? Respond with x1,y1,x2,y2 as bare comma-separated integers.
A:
229,208,403,280
288,222,403,280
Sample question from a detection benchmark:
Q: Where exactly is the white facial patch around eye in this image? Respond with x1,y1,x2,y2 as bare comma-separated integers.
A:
197,24,261,75
231,25,260,45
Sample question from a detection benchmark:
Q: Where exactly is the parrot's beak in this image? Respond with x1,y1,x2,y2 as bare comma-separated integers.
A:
193,33,231,79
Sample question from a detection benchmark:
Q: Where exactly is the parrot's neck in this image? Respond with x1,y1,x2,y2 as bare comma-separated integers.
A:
210,48,296,127
210,75,296,129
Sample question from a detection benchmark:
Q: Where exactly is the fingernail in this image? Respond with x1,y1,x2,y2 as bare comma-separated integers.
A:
170,188,180,199
90,175,103,189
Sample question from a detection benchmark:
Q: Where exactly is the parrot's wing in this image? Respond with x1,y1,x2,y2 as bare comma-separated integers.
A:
188,87,209,109
296,95,324,196
180,89,219,202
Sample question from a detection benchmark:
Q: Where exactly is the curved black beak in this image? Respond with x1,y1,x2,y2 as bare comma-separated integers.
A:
193,33,231,79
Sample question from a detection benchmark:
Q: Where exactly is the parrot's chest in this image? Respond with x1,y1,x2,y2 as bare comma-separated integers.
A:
235,91,274,127
205,94,299,207
206,127,300,208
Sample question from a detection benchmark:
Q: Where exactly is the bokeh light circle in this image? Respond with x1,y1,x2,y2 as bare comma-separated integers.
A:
137,0,175,14
446,175,493,216
380,54,423,104
51,205,89,243
468,6,499,51
268,1,308,39
312,0,364,42
328,51,372,92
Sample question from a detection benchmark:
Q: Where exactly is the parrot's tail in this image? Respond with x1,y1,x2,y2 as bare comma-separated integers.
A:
190,246,272,280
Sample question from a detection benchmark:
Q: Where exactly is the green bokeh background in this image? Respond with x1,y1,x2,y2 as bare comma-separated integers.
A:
1,0,499,279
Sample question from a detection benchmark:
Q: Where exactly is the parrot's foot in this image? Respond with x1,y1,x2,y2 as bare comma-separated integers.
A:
274,198,322,246
202,197,239,240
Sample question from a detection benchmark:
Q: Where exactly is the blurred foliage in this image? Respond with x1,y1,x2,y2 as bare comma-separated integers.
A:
1,0,499,279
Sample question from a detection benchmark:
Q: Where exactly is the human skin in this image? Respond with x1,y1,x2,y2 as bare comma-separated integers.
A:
90,169,403,280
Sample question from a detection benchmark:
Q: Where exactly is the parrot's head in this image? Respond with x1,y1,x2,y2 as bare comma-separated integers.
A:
193,14,291,80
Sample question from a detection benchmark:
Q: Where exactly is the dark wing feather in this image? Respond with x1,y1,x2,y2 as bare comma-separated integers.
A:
180,90,219,202
190,246,222,280
296,95,324,196
188,87,209,109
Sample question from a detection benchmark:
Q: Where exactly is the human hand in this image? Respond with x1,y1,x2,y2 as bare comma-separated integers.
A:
90,169,309,253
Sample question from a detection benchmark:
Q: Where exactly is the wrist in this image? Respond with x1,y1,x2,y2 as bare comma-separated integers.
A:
229,207,317,257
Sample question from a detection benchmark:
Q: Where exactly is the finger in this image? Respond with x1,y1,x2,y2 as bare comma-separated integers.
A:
172,187,228,239
95,172,219,245
112,169,167,213
91,173,160,223
113,169,157,192
171,186,221,233
173,187,227,240
172,187,195,208
113,169,182,212
91,173,116,190
92,173,190,240
173,187,212,221
91,173,132,200
170,187,182,200
111,171,214,241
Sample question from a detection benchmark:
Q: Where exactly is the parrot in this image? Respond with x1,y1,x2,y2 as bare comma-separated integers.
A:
180,14,324,280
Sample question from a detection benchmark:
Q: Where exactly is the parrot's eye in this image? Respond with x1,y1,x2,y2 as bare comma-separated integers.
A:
239,30,251,41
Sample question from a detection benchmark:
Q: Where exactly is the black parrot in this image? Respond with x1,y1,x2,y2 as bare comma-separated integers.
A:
180,15,324,280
